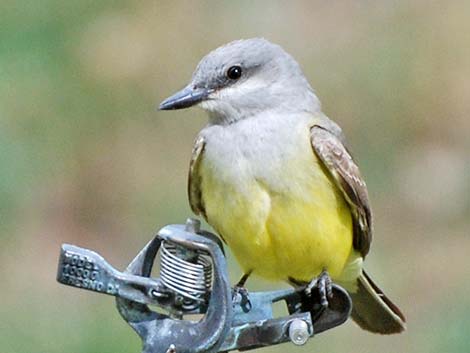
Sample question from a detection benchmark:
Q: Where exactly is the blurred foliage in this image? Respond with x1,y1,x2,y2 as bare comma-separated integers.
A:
1,1,469,352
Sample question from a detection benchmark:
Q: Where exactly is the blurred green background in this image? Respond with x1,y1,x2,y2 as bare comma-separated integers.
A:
1,1,469,352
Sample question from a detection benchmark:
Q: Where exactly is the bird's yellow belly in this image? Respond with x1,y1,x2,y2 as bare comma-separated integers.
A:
199,153,354,282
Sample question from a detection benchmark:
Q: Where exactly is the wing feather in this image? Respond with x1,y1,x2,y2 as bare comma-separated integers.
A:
188,135,206,218
310,125,372,257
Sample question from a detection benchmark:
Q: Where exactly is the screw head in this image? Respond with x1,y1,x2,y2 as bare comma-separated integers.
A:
289,319,310,346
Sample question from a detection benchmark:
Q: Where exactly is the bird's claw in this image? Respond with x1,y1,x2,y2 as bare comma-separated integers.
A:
305,271,333,314
232,286,252,313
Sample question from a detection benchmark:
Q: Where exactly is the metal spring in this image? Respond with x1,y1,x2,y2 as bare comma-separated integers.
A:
160,240,212,310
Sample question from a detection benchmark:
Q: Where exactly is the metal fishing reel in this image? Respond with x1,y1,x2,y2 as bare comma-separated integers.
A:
57,218,352,353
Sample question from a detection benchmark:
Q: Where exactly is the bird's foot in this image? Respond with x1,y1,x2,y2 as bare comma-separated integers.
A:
304,270,333,318
232,271,252,313
232,286,252,313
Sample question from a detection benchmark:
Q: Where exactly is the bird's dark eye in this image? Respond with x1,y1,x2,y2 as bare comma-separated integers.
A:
226,65,242,80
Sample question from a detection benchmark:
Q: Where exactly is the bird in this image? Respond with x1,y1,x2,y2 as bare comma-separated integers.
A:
159,38,406,334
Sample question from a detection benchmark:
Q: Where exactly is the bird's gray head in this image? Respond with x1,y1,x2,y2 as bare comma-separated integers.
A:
159,38,320,124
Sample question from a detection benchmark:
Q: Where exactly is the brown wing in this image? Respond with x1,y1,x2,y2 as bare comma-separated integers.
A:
188,135,207,218
310,125,372,257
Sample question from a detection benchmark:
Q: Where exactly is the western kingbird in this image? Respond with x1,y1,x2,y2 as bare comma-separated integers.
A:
160,38,405,334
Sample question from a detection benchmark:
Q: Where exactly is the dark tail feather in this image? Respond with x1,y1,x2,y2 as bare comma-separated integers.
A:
350,270,406,334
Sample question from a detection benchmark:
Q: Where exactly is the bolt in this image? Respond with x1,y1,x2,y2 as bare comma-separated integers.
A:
289,319,310,346
174,294,184,307
185,218,201,233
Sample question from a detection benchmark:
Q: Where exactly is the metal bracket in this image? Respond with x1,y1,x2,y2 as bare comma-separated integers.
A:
57,220,352,353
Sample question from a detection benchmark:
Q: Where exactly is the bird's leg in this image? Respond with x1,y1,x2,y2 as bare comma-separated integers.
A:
305,270,333,313
236,272,251,288
232,271,252,313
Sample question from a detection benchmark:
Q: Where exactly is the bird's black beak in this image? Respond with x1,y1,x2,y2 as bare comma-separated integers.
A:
159,85,213,110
